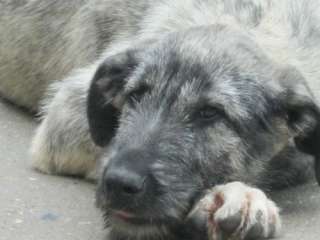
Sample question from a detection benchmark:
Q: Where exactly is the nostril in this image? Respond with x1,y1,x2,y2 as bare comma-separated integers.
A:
105,179,115,192
121,175,145,195
104,170,146,196
122,183,141,195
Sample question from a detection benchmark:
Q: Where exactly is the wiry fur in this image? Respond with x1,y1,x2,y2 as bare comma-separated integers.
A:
1,0,319,240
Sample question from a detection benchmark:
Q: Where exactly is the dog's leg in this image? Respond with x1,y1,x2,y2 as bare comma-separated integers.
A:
189,182,281,240
30,67,101,180
260,144,314,190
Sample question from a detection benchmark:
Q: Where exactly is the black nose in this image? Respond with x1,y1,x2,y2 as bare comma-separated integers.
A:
104,168,145,196
101,149,153,208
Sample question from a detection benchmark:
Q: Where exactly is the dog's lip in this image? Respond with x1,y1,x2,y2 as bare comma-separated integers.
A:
112,210,149,224
113,210,136,221
111,210,157,225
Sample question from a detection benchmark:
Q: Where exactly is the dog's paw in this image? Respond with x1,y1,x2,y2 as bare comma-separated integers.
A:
191,182,281,240
30,117,100,180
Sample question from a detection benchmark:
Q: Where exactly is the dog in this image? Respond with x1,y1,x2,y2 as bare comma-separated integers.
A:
1,0,319,239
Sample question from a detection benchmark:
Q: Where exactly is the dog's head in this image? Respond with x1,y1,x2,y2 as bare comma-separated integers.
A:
87,25,320,239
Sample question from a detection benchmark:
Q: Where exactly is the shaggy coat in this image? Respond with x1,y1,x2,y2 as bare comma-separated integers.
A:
0,1,319,239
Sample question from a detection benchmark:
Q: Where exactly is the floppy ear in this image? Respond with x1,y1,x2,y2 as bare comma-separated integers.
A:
275,67,320,184
87,51,137,146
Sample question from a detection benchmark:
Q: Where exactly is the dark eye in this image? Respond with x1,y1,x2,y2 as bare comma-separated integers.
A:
196,106,221,121
127,85,149,105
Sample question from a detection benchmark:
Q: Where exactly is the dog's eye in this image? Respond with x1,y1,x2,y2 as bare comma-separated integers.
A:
127,85,149,105
196,106,222,122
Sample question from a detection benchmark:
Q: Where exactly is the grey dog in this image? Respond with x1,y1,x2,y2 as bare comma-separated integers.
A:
1,0,320,239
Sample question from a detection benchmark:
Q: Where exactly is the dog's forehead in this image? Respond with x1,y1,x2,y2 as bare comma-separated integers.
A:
125,26,276,120
125,54,212,106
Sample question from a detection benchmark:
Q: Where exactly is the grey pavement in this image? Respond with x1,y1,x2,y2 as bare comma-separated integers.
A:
0,100,105,240
0,99,319,240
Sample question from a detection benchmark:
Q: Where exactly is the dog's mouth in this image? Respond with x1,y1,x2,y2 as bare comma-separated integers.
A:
112,210,151,225
101,190,209,239
106,209,177,239
106,189,207,226
109,209,180,227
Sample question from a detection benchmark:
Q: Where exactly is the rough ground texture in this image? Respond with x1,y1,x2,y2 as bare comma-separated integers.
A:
0,100,319,240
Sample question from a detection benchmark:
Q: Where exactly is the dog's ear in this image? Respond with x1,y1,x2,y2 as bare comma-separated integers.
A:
274,67,320,184
87,51,137,146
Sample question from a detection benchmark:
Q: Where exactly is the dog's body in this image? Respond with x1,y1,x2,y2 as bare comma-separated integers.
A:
1,1,320,239
2,0,320,108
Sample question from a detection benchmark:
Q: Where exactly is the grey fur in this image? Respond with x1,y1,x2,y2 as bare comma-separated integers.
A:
1,0,320,239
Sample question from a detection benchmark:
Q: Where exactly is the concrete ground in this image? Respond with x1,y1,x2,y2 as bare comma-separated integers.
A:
0,99,319,240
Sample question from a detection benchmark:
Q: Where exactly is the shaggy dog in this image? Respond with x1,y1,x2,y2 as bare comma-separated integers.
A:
0,0,319,239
